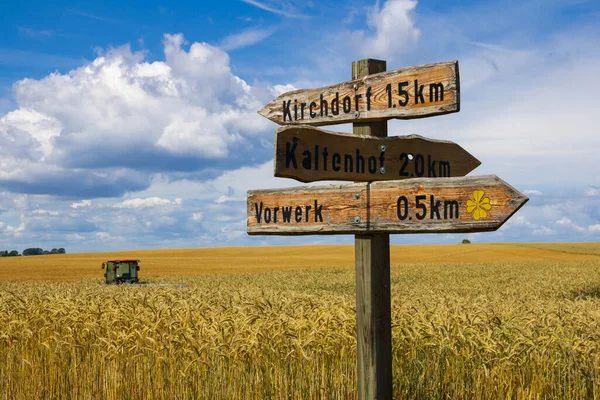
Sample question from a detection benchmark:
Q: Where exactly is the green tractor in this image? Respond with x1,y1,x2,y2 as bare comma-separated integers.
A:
102,259,141,284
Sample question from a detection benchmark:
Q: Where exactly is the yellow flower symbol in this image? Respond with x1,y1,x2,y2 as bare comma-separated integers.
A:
467,190,492,220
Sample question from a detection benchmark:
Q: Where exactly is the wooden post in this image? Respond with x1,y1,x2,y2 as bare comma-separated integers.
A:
353,59,393,399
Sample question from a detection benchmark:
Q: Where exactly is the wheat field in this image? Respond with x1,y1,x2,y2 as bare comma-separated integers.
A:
1,243,600,399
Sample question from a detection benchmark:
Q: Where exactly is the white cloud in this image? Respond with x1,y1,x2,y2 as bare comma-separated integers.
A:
219,226,245,241
216,195,235,203
523,190,543,196
270,84,296,97
220,27,277,51
555,217,585,232
240,0,308,19
0,33,273,197
357,0,420,57
66,233,85,241
532,226,556,236
589,224,600,233
0,108,60,160
71,200,92,209
32,209,59,216
391,35,600,188
191,212,203,222
0,220,25,237
135,160,296,202
113,197,179,209
585,187,600,196
96,231,111,240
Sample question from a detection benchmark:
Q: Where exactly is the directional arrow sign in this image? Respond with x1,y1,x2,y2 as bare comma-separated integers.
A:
259,60,459,126
247,175,527,235
275,125,480,183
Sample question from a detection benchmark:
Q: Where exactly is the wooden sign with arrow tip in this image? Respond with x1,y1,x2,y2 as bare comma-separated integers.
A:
274,125,480,183
247,175,527,235
250,56,526,399
258,60,459,126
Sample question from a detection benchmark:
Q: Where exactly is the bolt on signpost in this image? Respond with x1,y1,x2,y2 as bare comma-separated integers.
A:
249,58,527,399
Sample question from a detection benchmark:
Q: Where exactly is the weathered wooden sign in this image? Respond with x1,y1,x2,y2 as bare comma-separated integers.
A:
275,125,480,183
250,57,526,400
247,175,527,235
258,60,459,126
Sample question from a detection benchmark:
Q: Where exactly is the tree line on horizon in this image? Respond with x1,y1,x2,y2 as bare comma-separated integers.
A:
0,248,66,257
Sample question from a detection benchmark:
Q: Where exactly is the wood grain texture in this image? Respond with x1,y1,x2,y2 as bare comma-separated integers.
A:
274,125,480,183
258,60,459,126
247,183,367,235
246,175,528,235
355,233,392,400
352,58,392,400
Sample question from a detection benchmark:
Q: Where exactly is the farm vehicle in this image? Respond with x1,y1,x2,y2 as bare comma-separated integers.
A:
102,259,140,284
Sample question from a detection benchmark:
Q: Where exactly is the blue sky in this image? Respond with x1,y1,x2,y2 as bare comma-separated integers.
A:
0,0,599,252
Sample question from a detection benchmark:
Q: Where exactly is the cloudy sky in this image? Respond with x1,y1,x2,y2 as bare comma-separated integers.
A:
0,0,598,252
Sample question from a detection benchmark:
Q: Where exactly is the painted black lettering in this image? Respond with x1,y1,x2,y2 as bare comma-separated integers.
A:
386,83,392,108
440,161,450,177
332,153,341,171
415,195,427,220
427,155,436,177
320,94,328,117
344,154,354,172
354,94,362,111
295,206,302,223
305,205,311,222
366,87,372,111
356,149,365,174
368,156,377,174
344,154,353,173
309,102,317,119
430,196,441,219
343,96,351,113
399,153,409,177
300,103,306,119
285,141,298,169
322,147,329,171
429,83,444,102
397,196,408,220
264,208,272,223
273,207,279,223
444,201,459,219
414,80,424,104
314,200,323,222
283,100,292,122
254,202,263,223
331,92,340,115
415,154,424,177
293,102,298,121
282,207,293,223
397,81,409,107
302,150,312,170
314,145,319,170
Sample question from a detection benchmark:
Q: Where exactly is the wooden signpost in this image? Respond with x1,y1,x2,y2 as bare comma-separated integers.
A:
249,58,527,400
274,125,480,183
247,175,528,235
259,60,459,126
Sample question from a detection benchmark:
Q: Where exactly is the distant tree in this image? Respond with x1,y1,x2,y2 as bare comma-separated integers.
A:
0,251,7,257
23,248,44,256
57,248,66,254
51,248,58,254
462,239,471,244
42,250,50,255
8,250,19,257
